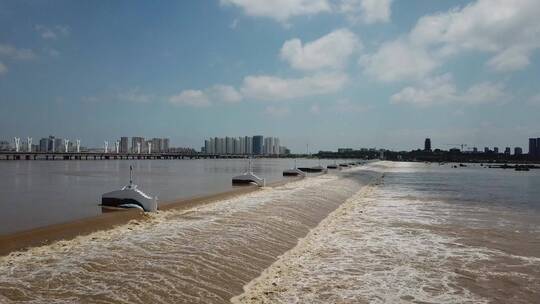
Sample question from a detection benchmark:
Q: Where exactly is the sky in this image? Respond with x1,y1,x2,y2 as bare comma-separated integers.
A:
1,0,540,153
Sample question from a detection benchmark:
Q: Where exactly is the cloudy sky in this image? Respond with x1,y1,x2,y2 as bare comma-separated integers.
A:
1,0,539,152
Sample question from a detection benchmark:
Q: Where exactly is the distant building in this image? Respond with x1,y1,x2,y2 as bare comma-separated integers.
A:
151,138,162,153
245,136,253,155
338,148,353,153
472,147,478,153
504,147,511,155
163,138,169,152
54,138,63,152
493,147,499,154
274,137,280,155
424,138,431,151
263,137,280,155
514,147,523,155
132,137,144,153
530,138,540,158
204,140,210,154
234,138,241,154
203,135,278,155
280,146,290,155
225,137,234,154
0,140,9,151
39,138,48,152
253,135,263,155
484,147,490,153
120,137,129,153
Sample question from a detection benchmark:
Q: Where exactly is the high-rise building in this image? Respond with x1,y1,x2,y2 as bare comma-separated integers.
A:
204,140,210,154
219,138,226,154
151,138,162,153
504,147,511,155
225,137,233,154
514,147,523,155
253,135,263,155
529,138,538,157
273,137,280,155
39,138,48,152
163,138,170,152
54,138,63,153
484,147,490,153
493,147,499,154
245,136,252,155
120,137,129,153
203,135,280,155
0,141,10,151
132,137,144,153
263,137,273,155
424,138,431,151
234,137,241,154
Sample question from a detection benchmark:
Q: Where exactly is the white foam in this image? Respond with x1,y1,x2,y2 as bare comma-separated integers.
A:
233,169,540,304
0,171,369,303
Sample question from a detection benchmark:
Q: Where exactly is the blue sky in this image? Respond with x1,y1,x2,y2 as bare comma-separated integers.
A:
1,0,539,152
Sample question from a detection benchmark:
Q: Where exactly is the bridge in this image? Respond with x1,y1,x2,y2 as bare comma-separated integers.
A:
0,151,258,161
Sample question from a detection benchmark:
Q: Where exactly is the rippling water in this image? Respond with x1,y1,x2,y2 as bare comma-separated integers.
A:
1,162,539,303
0,167,378,303
233,162,540,303
0,158,339,234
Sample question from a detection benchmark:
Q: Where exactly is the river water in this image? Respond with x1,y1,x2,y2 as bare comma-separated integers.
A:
0,161,539,303
234,162,540,304
0,158,337,234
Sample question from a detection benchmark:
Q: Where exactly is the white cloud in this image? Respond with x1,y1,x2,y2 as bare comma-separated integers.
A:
391,74,507,107
220,0,331,22
241,72,348,101
362,0,540,82
486,46,532,72
0,44,36,60
168,85,242,107
117,88,152,103
35,25,70,40
409,0,540,72
208,85,243,103
169,90,211,107
462,82,507,105
265,105,291,117
360,39,438,82
0,61,7,75
339,0,393,24
280,28,361,71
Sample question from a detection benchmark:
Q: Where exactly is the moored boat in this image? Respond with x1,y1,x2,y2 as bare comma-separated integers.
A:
101,166,158,212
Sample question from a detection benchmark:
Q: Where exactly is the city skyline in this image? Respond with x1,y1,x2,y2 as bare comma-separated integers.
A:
1,1,540,152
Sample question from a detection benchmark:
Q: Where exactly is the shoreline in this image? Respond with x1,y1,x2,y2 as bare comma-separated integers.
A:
0,176,303,257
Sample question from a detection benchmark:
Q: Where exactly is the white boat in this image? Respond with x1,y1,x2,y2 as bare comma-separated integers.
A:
283,159,306,177
232,159,266,187
101,166,158,212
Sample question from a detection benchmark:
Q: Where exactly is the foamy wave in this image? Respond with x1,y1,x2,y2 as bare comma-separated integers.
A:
233,171,539,304
0,169,377,303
